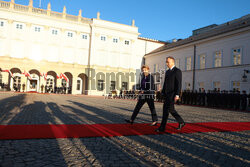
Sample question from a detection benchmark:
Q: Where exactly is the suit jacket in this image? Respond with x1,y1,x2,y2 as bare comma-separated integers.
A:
162,67,182,97
139,73,155,95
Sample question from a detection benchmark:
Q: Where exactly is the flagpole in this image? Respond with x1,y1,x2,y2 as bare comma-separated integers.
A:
39,0,41,8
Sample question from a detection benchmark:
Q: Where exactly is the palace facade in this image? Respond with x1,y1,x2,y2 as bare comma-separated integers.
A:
145,14,250,93
0,0,164,95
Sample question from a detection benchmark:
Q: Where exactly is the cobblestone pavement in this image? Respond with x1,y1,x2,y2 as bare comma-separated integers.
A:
0,92,249,167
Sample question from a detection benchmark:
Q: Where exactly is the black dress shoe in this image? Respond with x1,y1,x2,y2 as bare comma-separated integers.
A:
155,128,165,132
177,122,185,130
125,119,134,125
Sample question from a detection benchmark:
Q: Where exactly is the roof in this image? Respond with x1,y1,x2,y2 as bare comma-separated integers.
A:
138,37,167,44
146,14,250,56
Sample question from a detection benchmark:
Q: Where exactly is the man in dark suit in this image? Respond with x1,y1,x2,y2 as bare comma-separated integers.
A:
156,56,185,132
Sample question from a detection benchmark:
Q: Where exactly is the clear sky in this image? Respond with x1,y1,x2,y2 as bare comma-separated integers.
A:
10,0,250,41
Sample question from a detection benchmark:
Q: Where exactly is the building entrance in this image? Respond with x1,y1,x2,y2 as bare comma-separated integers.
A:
29,80,37,91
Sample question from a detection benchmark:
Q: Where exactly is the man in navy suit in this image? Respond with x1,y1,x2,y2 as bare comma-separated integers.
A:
156,56,185,132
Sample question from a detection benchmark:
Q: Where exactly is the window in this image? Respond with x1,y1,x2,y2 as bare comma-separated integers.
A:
175,59,180,69
110,81,116,90
97,80,104,91
13,76,21,89
67,32,73,38
82,34,88,40
122,82,128,90
34,27,41,32
0,21,4,27
125,40,130,45
213,81,221,91
77,80,81,90
62,79,67,87
199,54,206,69
232,81,240,91
101,36,106,41
198,82,204,90
186,57,192,70
185,82,191,90
52,29,58,35
154,64,159,73
232,48,241,65
46,78,54,89
214,51,222,67
16,24,23,29
46,79,52,85
155,72,160,83
113,38,118,43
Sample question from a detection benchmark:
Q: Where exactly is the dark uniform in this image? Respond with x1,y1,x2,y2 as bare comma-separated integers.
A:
240,91,248,111
235,91,241,110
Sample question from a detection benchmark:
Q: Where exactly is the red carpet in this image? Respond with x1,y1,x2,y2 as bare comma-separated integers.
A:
0,122,249,140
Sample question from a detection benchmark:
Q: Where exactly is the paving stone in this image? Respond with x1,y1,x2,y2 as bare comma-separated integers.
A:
0,92,249,166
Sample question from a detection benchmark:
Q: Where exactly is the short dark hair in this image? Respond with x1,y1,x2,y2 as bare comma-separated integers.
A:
166,56,175,62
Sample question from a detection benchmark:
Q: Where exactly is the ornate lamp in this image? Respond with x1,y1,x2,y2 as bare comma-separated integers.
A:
242,70,249,82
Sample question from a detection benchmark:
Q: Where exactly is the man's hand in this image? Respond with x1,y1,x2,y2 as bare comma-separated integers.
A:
174,95,180,102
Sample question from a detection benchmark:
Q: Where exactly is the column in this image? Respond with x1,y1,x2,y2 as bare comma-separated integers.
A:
71,74,78,95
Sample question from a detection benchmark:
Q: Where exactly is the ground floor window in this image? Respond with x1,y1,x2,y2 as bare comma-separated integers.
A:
213,81,221,91
30,80,37,90
198,82,204,91
122,82,128,90
13,76,21,90
155,72,160,83
110,81,116,90
77,80,81,90
232,81,240,91
62,79,67,87
42,77,54,93
46,78,54,87
97,80,104,91
185,82,191,90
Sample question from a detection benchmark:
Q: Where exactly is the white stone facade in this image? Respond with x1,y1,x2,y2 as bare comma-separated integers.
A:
0,0,164,95
145,15,250,93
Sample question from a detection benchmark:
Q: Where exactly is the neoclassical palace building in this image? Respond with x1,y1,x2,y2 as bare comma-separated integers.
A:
1,0,249,95
0,0,164,95
145,14,250,93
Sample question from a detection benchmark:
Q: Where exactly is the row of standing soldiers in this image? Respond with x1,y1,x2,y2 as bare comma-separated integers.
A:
119,90,137,99
156,90,249,111
106,90,138,99
41,85,72,94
